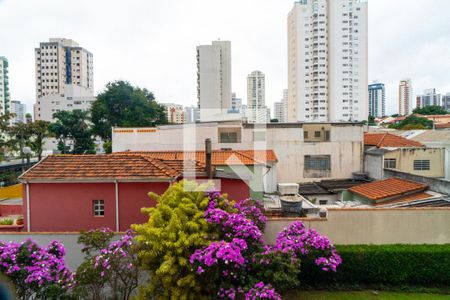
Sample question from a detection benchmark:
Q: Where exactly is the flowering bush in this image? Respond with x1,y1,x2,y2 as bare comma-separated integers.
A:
135,180,342,299
0,239,74,299
93,230,140,299
273,222,342,272
245,282,282,300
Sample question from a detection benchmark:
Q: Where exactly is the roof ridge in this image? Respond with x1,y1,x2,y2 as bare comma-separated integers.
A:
139,155,180,178
377,133,388,148
234,150,260,165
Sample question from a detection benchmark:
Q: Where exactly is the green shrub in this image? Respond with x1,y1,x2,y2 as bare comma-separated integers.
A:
300,244,450,287
0,218,13,225
132,180,234,299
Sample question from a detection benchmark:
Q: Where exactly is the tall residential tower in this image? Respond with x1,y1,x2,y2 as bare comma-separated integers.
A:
368,82,385,117
34,38,94,121
0,56,10,116
398,79,412,115
287,0,368,122
196,40,232,122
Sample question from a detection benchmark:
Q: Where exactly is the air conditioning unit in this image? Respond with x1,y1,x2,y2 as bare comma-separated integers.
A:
278,183,299,196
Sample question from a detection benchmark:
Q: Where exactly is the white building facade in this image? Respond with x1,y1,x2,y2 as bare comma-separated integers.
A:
112,121,364,184
287,0,368,122
398,79,413,115
10,100,26,124
0,56,10,116
273,89,288,122
196,41,232,122
246,71,270,123
34,38,94,121
368,82,385,117
416,88,441,109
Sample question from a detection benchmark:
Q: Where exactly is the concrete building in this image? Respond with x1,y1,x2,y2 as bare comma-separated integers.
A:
231,92,242,113
368,82,385,117
10,100,26,124
416,88,441,109
0,56,10,116
364,133,445,180
196,40,232,122
398,79,412,115
184,105,199,124
162,103,184,124
274,102,285,122
36,84,95,122
287,0,368,122
111,121,364,184
246,71,270,123
34,38,94,121
442,93,450,112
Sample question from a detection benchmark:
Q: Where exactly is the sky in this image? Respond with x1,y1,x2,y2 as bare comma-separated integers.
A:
0,0,449,116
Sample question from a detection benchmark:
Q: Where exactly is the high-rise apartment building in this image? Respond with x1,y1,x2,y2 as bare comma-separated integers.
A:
442,93,450,112
246,71,269,123
287,0,368,122
231,93,242,112
34,38,94,121
274,89,288,122
10,100,25,124
184,105,199,123
162,103,184,124
0,56,10,116
416,89,441,109
398,79,412,115
368,82,385,117
196,40,232,122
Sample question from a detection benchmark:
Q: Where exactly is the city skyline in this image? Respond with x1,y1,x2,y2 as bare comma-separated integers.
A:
1,0,449,117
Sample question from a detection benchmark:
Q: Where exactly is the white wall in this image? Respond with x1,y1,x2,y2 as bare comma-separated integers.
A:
112,123,364,183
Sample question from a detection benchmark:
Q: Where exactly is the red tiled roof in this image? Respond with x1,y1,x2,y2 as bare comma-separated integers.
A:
19,154,206,181
117,150,277,165
435,122,450,129
348,178,428,201
373,192,434,206
364,133,424,148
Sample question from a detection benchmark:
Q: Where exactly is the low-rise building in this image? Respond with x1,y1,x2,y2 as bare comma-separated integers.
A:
118,150,277,199
363,133,445,180
112,121,365,184
345,177,448,207
19,153,250,232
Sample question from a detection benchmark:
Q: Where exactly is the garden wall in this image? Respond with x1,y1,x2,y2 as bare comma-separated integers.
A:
1,208,450,271
264,208,450,245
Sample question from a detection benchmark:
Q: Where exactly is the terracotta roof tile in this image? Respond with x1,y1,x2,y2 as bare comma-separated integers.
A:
117,150,277,165
348,178,428,201
364,133,424,148
19,154,206,181
373,192,434,206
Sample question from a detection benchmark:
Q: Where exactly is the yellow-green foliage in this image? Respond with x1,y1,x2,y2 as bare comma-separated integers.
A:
132,180,232,300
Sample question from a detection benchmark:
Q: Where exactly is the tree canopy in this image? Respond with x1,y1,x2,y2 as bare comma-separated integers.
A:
49,110,95,154
91,81,167,145
413,105,449,115
388,115,433,130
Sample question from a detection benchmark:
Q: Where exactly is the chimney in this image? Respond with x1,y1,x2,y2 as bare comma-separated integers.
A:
205,138,213,179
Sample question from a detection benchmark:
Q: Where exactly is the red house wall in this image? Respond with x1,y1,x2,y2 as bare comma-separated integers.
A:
118,182,170,231
219,179,250,202
24,178,249,232
25,183,116,232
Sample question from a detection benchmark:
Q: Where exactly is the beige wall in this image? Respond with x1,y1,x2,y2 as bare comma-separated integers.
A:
264,208,450,245
384,148,445,178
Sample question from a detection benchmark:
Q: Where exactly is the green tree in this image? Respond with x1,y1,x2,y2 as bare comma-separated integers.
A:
389,115,433,130
133,180,233,299
29,120,50,160
49,110,95,154
91,81,167,152
413,105,449,115
368,115,376,126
